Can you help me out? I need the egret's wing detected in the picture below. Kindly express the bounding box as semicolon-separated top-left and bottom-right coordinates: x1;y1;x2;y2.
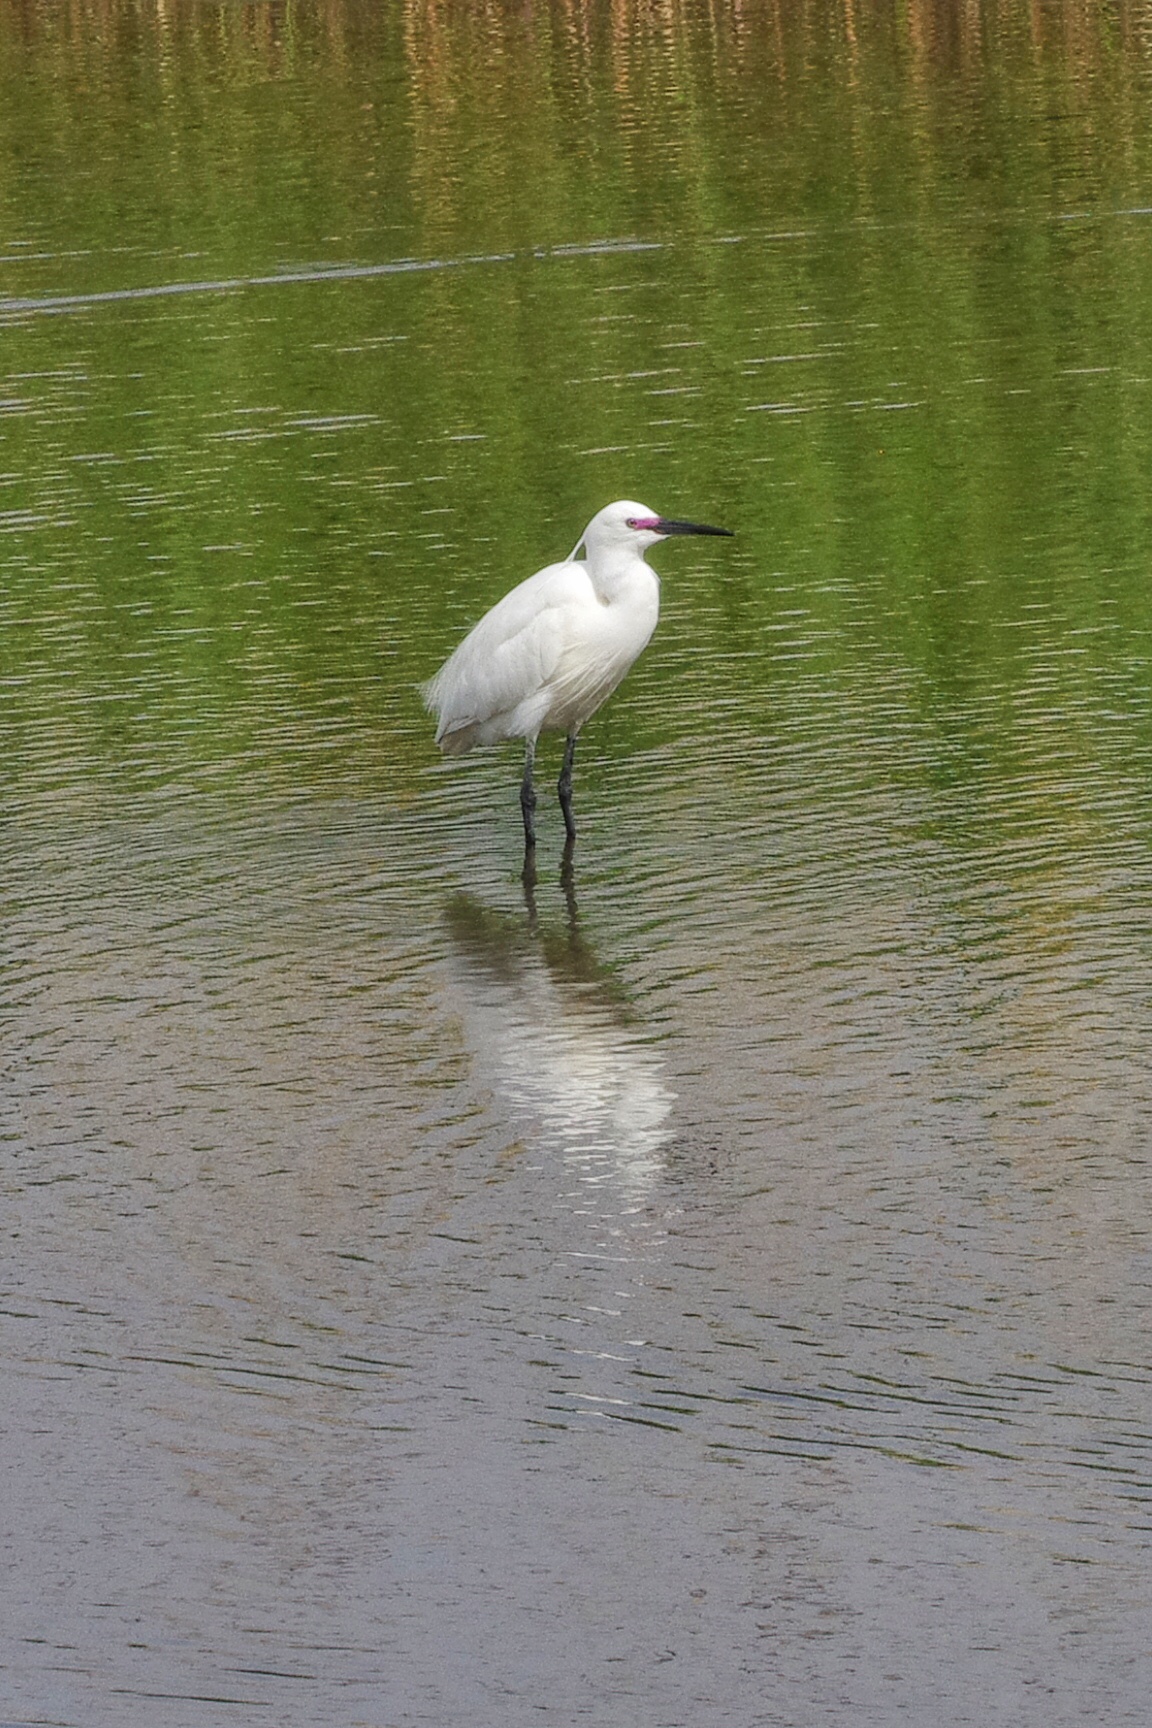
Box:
424;561;591;748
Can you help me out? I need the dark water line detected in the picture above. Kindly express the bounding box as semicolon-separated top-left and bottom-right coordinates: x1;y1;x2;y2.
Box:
10;206;1149;321
0;239;665;318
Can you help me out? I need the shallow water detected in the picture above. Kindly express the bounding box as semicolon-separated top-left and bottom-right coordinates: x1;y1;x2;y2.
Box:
2;3;1152;1724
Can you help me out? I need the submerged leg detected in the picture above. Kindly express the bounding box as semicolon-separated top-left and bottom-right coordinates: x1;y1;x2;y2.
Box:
558;731;578;843
521;847;539;911
520;737;538;850
560;834;577;918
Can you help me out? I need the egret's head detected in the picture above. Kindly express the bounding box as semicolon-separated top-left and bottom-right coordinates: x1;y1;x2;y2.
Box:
581;499;733;556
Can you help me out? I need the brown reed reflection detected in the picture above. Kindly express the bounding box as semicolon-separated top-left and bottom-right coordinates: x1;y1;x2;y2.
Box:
4;2;1152;118
3;0;1152;275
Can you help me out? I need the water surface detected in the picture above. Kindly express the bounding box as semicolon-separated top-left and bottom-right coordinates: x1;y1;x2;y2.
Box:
2;4;1151;1725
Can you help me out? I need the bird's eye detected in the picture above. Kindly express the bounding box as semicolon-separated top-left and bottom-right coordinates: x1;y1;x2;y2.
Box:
625;518;639;529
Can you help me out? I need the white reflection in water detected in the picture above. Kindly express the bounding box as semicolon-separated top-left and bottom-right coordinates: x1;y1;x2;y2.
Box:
439;867;674;1202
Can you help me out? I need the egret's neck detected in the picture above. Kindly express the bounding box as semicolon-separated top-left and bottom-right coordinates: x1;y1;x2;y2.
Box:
584;544;656;605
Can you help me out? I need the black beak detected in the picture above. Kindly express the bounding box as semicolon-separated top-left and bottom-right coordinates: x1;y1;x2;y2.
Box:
654;517;734;538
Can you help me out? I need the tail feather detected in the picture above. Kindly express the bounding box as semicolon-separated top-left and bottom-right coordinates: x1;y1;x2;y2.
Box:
422;671;477;754
435;720;479;755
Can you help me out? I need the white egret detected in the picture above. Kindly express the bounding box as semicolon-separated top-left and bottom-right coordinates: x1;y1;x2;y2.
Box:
423;498;733;848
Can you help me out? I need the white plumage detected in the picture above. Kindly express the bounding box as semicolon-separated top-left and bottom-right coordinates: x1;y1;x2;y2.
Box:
423;498;732;848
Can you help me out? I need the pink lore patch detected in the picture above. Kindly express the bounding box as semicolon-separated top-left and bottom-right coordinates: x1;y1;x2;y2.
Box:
626;516;662;531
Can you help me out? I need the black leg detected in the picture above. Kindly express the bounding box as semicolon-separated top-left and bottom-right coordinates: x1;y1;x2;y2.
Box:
558;731;578;842
520;738;538;850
